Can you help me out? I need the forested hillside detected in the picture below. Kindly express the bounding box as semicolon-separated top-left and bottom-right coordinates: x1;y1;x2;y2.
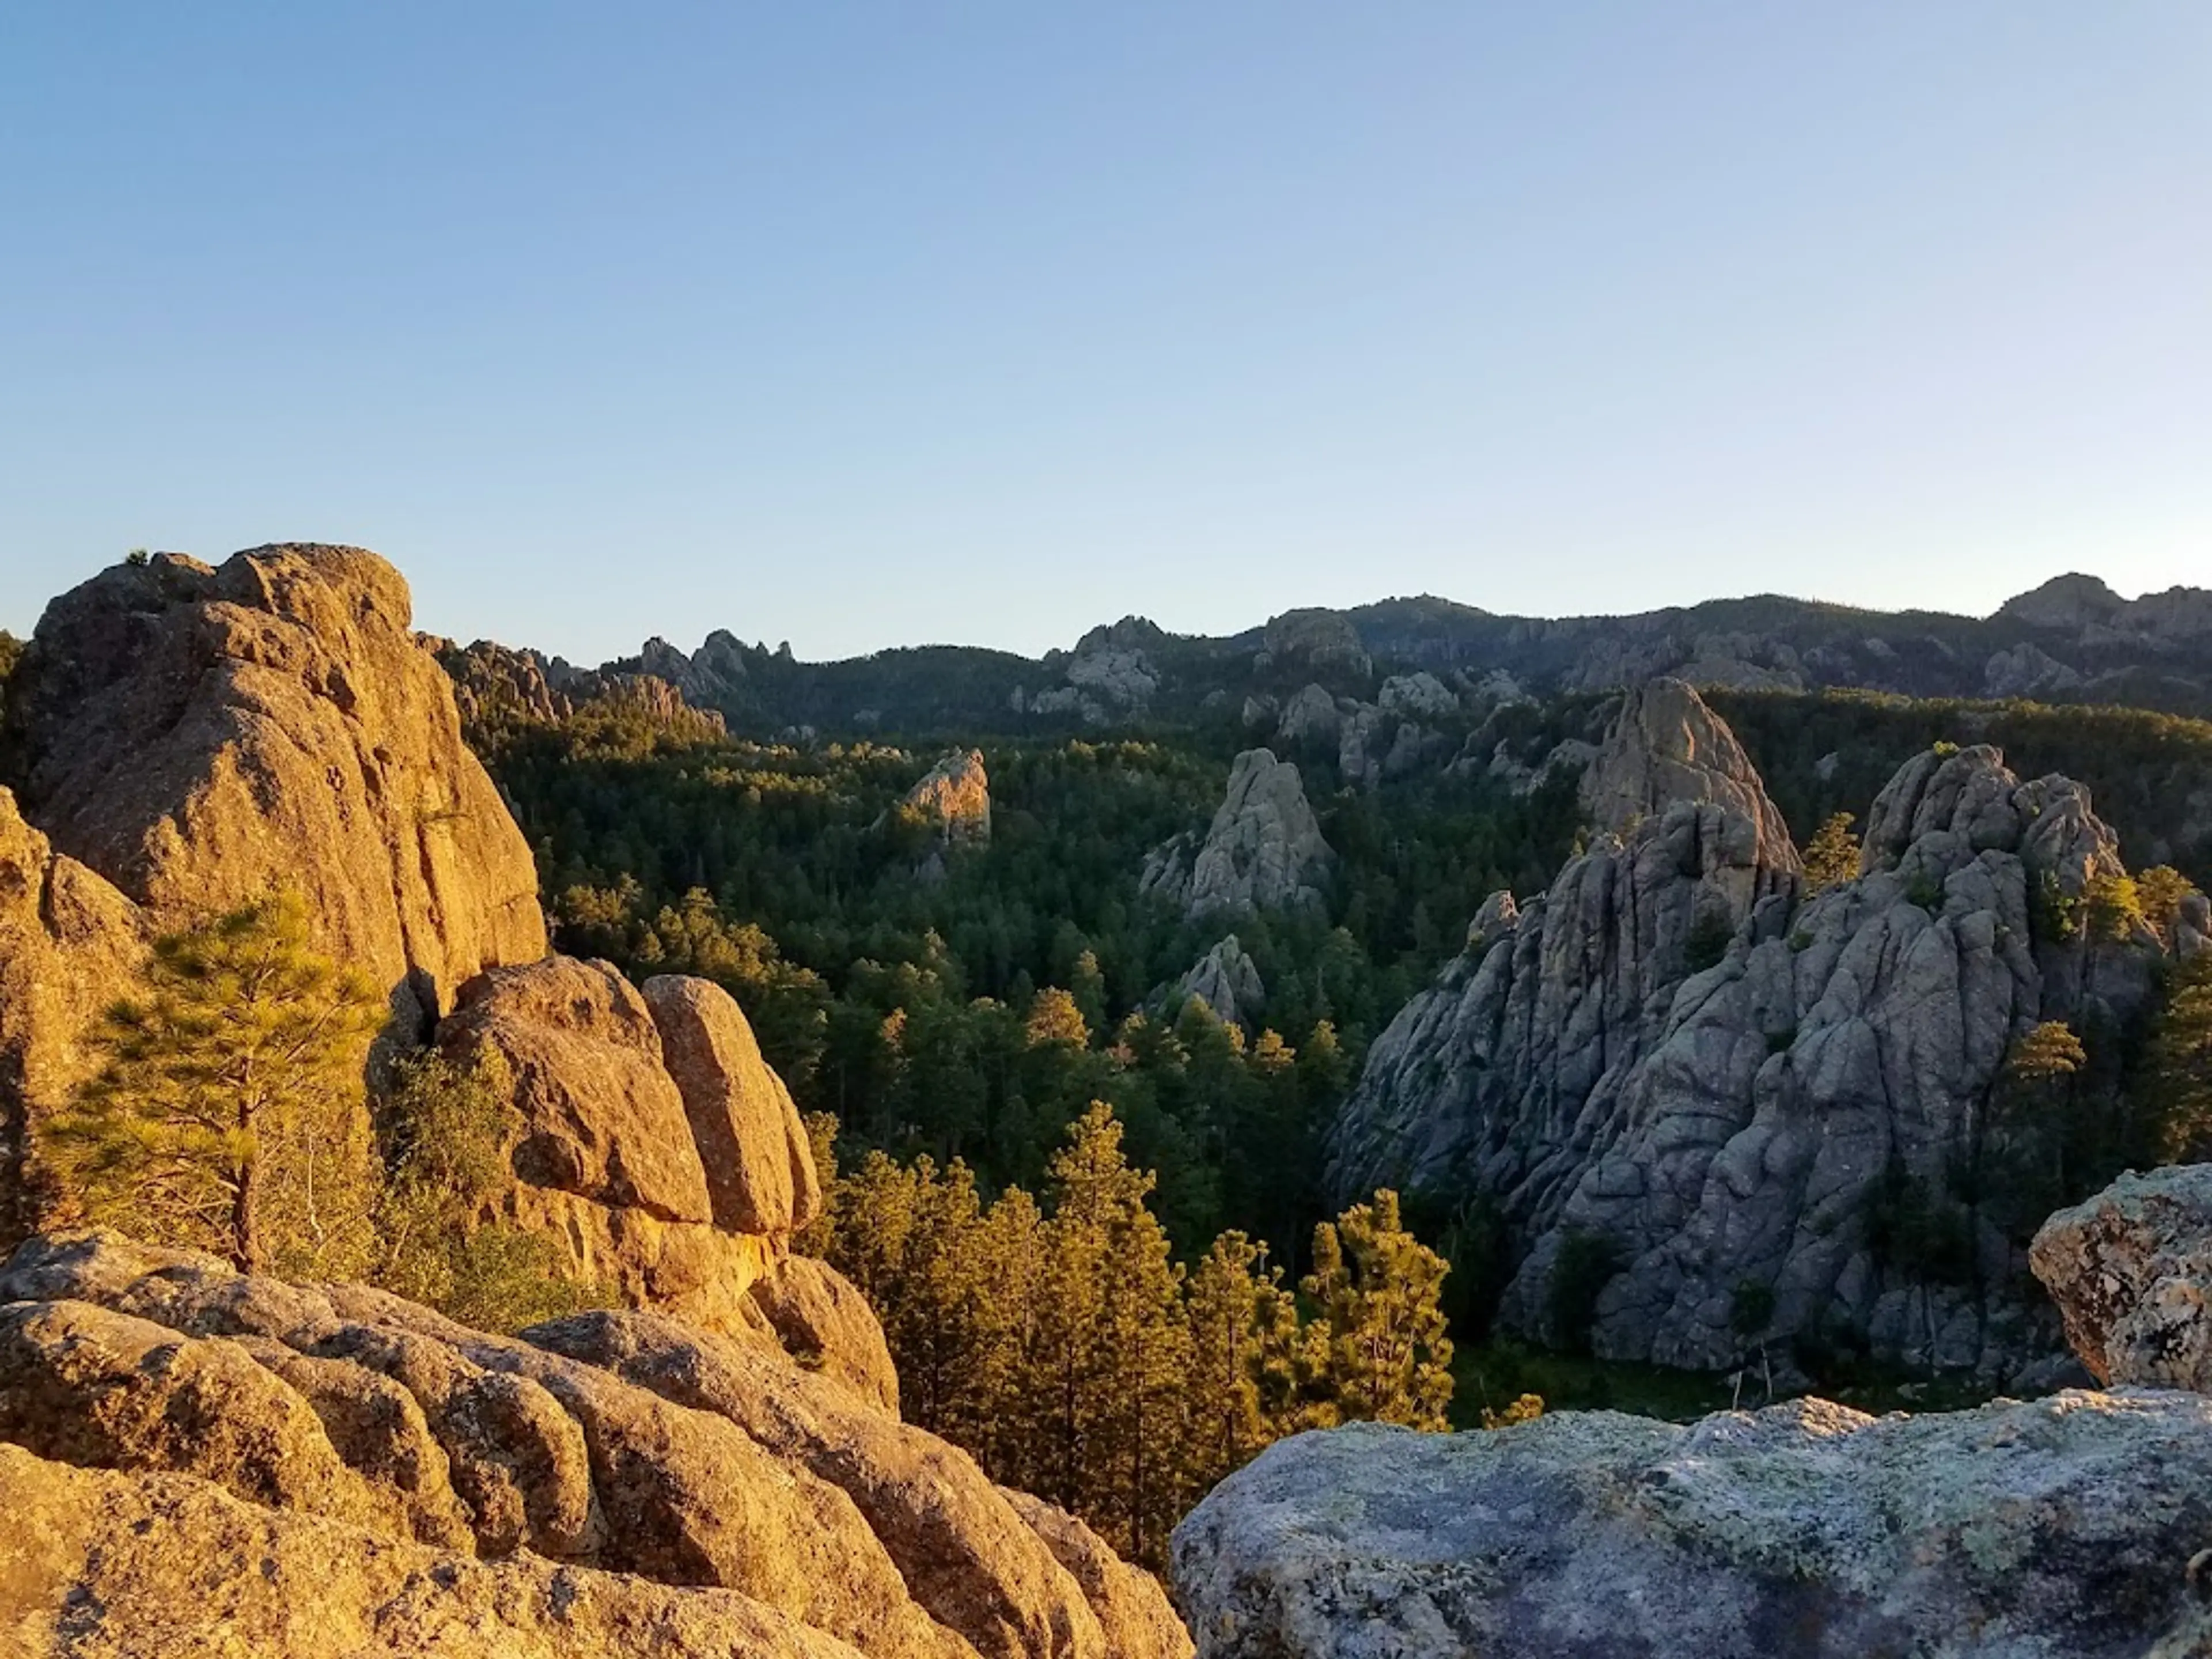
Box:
473;692;1585;1267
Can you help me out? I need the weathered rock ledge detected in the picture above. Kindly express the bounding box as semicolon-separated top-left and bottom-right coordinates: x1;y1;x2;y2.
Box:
0;1229;1190;1659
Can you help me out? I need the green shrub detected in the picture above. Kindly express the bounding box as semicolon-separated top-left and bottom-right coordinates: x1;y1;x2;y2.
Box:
1547;1230;1624;1356
373;1050;606;1331
1684;911;1734;974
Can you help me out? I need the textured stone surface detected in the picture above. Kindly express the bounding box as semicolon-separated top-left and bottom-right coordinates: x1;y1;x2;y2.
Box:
745;1252;903;1414
1377;671;1456;719
1274;683;1342;747
1330;687;2165;1376
902;749;994;844
644;974;822;1236
1141;749;1333;920
2033;1164;2212;1392
1171;1395;2212;1659
0;1229;1189;1658
0;547;545;1037
531;1309;1158;1659
1001;1488;1194;1659
0;1442;873;1659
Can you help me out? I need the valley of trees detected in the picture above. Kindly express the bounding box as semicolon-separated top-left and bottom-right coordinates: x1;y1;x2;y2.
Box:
480;699;1584;1272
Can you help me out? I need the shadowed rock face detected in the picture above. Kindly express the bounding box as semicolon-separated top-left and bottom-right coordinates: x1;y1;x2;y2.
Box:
1169;1395;2212;1659
0;1230;1191;1659
0;546;546;1037
1331;682;2167;1377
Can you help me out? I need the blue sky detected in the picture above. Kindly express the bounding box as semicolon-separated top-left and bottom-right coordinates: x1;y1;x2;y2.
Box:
2;5;2206;662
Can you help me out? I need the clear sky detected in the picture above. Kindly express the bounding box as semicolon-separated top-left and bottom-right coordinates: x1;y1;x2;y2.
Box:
2;5;2206;663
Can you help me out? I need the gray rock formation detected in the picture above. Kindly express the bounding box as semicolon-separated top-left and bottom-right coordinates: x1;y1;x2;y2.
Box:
1336;704;1388;790
2032;1164;2212;1393
1377;671;1456;719
1330;683;2168;1376
1274;683;1341;747
1261;609;1370;679
1169;1393;2212;1659
1172;936;1266;1031
1141;751;1333;921
1983;641;2086;699
0;1229;1190;1659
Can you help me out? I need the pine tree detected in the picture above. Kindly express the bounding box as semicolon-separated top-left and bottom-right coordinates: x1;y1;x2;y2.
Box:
1184;1230;1300;1494
2145;954;2212;1163
41;891;384;1275
1303;1189;1455;1431
1801;812;1860;893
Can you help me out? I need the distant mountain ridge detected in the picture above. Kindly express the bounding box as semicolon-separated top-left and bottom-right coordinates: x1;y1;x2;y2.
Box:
490;572;2212;740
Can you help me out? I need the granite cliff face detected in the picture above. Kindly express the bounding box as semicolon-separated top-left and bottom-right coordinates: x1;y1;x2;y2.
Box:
1141;749;1333;921
1330;680;2169;1377
0;1231;1189;1659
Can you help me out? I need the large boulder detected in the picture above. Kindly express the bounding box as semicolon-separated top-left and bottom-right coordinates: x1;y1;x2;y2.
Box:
0;1229;1191;1659
0;546;546;1036
643;974;823;1237
2032;1164;2212;1392
1171;1396;2212;1659
1330;687;2165;1377
1141;750;1333;921
440;957;713;1225
437;958;817;1338
744;1253;903;1414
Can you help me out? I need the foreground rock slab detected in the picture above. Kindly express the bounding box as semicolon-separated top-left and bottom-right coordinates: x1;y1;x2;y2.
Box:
1171;1396;2212;1659
0;1230;1188;1659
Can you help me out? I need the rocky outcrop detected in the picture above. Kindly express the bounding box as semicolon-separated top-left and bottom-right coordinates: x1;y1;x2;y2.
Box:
1065;620;1160;714
435;958;850;1340
1172;936;1266;1032
613;628;753;715
0;792;145;1241
1170;1393;2212;1659
1984;641;2086;699
0;1229;1189;1659
1274;683;1341;747
0;546;546;1040
1331;684;2166;1376
442;957;714;1225
903;750;993;846
645;974;823;1237
2032;1164;2212;1392
1141;751;1332;921
1260;610;1370;680
1377;671;1456;719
